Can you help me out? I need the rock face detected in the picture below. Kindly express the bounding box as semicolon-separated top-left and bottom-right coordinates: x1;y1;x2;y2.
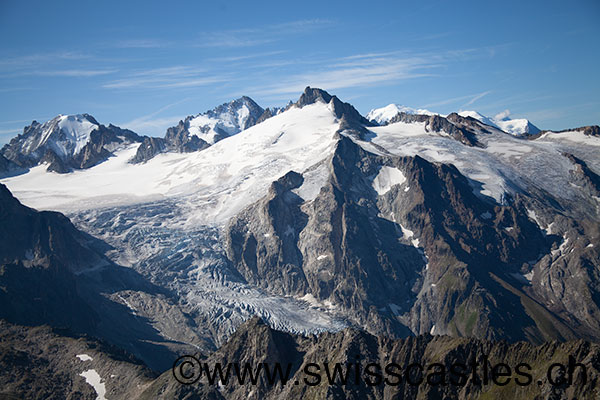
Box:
142;316;600;400
0;322;156;400
0;114;143;174
1;87;600;399
297;86;373;128
0;183;210;371
225;108;600;344
131;96;265;163
387;112;489;147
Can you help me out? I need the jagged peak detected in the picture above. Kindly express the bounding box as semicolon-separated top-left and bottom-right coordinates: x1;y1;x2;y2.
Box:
295;86;334;107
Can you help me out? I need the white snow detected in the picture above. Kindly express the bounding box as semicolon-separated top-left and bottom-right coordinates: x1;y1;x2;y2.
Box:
537;130;600;146
367;104;436;124
371;166;406;195
523;271;534;282
291;159;330;202
187;103;253;144
56;115;98;156
79;369;107;400
458;110;538;136
299;293;336;310
26;114;99;158
430;324;436;335
76;354;93;362
2;103;340;225
316;254;328;260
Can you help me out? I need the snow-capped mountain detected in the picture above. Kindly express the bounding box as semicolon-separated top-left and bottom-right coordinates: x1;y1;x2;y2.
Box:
184;96;265;144
131;96;267;163
1;87;600;399
0;114;142;174
367;103;436;124
367;104;540;137
459;109;541;136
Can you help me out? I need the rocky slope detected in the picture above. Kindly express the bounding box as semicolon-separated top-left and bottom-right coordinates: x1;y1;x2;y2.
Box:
131;96;266;163
142;316;600;400
0;183;210;371
0;114;143;174
1;87;600;399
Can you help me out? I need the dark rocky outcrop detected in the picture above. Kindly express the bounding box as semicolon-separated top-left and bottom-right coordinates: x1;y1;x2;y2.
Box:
388;112;487;147
142;316;600;400
0;183;209;371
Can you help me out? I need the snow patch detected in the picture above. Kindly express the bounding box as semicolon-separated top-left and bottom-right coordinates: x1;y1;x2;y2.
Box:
371;166;407;195
367;104;436;124
79;369;107;400
76;354;93;362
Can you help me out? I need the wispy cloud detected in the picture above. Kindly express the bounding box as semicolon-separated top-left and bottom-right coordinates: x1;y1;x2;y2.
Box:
461;90;491;108
0;50;87;64
103;66;229;89
120;98;194;135
247;53;438;98
0;128;21;135
120;116;181;136
423;91;491;109
114;39;171;49
194;18;333;48
32;69;118;77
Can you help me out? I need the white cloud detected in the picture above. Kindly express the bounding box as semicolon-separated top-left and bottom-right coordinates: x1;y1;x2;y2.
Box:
494;109;511;120
462;90;491;107
103;66;229;89
33;69;117;77
247;54;437;97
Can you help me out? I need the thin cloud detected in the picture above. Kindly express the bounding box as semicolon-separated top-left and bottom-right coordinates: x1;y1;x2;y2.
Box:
249;54;438;97
424;91;490;109
0;51;89;68
114;39;171;49
461;90;492;108
103;66;229;89
33;69;118;77
194;18;333;48
120;116;181;136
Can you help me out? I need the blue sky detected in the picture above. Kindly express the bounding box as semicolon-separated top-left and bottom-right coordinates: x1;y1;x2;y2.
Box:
0;0;598;143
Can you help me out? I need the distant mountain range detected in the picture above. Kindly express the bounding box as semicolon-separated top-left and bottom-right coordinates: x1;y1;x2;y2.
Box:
1;94;557;176
1;87;599;399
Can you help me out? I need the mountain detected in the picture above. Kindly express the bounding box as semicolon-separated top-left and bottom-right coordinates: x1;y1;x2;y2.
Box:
0;182;212;371
367;104;540;137
131;96;266;163
1;87;600;398
458;110;541;136
0;114;143;174
367;104;436;124
141;316;599;400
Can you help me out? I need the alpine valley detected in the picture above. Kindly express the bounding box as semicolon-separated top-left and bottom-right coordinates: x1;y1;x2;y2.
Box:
1;87;600;399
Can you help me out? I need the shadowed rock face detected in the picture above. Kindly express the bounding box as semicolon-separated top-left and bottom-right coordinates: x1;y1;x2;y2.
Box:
225;131;600;344
140;316;600;400
0;183;211;371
